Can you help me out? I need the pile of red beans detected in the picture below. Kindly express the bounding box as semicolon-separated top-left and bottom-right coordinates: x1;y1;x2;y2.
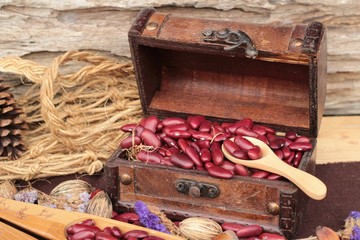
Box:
119;116;312;180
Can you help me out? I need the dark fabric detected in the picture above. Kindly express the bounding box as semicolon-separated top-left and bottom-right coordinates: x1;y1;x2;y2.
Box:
22;162;360;239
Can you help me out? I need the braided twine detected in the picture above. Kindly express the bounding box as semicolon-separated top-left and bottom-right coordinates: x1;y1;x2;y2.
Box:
0;50;142;181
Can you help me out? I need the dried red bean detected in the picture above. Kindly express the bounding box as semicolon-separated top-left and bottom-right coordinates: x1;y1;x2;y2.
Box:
293;151;303;168
170;153;194;169
227;118;253;134
234;164;250;176
223;139;241;154
135;125;144;136
295;136;311;143
70;230;96;240
274;149;284;160
232;150;249;160
285;131;297;140
113;215;128;222
120;136;142;149
163;124;189;132
234;136;254;151
247;146;261;160
221;160;236;172
137;151;163;164
259;233;286;240
204;161;215;170
288;142;312;151
140;129;161;148
210;141;221;150
95;231;117;240
199;148;212;162
235;127;259;138
156;121;164;132
161;157;174;166
166;130;192;139
162;136;179;149
211;147;224;165
251;170;270;179
257;135;269;144
197;140;210;149
143;236;165;240
103;226;112;235
185;146;202;166
221;122;233;128
139;118;147;126
207;166;234;179
221;222;245;232
284;151;295;165
266;133;277;142
213;132;231;142
144;116;159;132
190;141;201;153
283;137;293;147
252;125;267;135
116;212;139;222
126;237;138;240
67;224;101;235
191;131;212;141
166;147;179;156
199;120;212;132
187;115;206;129
236;225;263;238
178;138;190;152
269;138;285;150
110;227;122;238
120;123;137;133
123;230;148;239
281;146;291;159
162;117;186;127
267;173;282;180
79;219;95;226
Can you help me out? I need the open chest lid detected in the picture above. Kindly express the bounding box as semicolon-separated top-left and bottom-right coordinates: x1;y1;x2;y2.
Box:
128;8;327;138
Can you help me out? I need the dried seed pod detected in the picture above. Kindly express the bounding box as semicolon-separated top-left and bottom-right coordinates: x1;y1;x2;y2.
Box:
179;217;223;240
0;180;17;199
50;179;93;198
212;230;238;240
85;190;113;218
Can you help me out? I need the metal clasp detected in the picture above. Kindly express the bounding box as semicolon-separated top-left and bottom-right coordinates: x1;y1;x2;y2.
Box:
203;28;258;58
175;179;220;198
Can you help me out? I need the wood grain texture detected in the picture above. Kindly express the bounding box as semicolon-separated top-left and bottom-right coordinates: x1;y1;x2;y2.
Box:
0;1;359;115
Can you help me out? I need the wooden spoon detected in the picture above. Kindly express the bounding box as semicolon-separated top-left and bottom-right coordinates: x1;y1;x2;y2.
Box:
0;221;38;240
221;137;327;200
0;197;185;240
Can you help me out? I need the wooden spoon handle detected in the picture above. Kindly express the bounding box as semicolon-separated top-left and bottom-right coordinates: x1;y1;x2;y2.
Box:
263;158;327;200
0;221;38;240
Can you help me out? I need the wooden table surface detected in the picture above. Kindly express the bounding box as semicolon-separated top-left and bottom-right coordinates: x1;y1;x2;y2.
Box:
317;116;360;164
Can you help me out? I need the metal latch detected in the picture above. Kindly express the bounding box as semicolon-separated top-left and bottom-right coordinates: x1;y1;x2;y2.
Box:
202;28;258;58
175;179;220;198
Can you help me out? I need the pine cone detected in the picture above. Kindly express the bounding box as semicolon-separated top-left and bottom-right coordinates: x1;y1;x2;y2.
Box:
0;79;27;159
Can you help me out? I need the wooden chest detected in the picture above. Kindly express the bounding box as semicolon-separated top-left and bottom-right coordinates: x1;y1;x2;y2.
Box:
104;8;327;239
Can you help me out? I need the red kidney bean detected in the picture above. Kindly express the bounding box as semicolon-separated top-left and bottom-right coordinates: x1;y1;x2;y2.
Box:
166;130;192;139
204;161;215;170
207;166;234;179
111;211;118;219
159;147;169;157
95;231;117;240
269;138;285;150
177;138;189;152
274;149;284;160
137;151;163;164
135;125;144;136
267;173;282;180
126;237;138;240
221;160;236;172
251;170;270;179
120;136;141;149
266;133;277;142
190;141;201;153
110;227;122;238
223;139;241;154
162;136;179;149
161;157;174;166
103;226;112;235
283;137;293;147
284;151;295;165
70;230;96;240
285;131;297;140
80;219;95;226
227;118;253;134
199;148;212;162
67;224;101;235
170;153;194;169
295;136;311;143
163;124;189;132
236;225;263;238
162;117;186;127
232;150;249;160
120;123;137;133
116;212;139;222
197;140;210;149
247;146;261;160
293;151;303;168
199;120;212;132
139;118;147;126
187;115;206;129
288;142;312;151
123;230;148;239
143;236;165;240
156;121;164;132
191;131;212;141
234;164;250;176
252;125;267;135
221;222;245;232
259;233;286;240
210;141;221;150
235;127;259;138
166;147;179;156
113;215;128;222
221;122;233;128
140;129;161;148
234;136;254;151
144;116;159;132
157;132;166;140
185;146;202;166
132;220;142;226
257;135;269;144
211;147;224;165
281;146;291;159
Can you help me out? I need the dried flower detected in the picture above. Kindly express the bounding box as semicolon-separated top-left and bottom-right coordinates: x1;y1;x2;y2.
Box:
134;201;169;233
351;226;360;240
350;211;360;220
14;189;38;203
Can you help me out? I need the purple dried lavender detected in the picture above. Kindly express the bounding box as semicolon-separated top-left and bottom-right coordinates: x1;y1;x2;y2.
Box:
134;201;169;233
14;190;38;203
351;226;360;240
350;211;360;220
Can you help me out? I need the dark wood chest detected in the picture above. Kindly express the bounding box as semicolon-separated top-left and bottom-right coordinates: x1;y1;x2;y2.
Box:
104;8;327;239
